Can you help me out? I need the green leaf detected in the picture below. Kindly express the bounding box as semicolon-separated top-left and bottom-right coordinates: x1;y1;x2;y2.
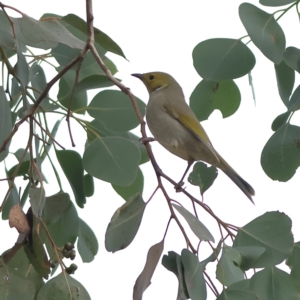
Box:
105;194;146;252
3;247;44;297
261;124;300;181
112;168;144;201
23;216;51;279
56;150;86;208
76;74;114;92
13;148;30;162
2;180;19;220
77;218;98;263
172;204;214;242
83;174;94;197
133;240;164;300
216;246;244;286
0;258;35;300
239;3;285;63
7;159;30;178
188;162;218;195
288;84;300;112
20;182;31;207
14;45;29;88
87;90;145;132
260;0;296;7
29;187;46;217
83;137;140;186
57;71;87;114
46;199;79;247
87;120;149;165
0;86;12;162
233;211;293;267
193;38;255;80
62;14;126;59
200;239;222;267
283;47;300;73
271;111;291;131
162;251;189;300
217;285;257;300
286;242;300;284
250;267;299;300
43;193;71;224
29;62;56;111
37;272;91;300
12;15;85;50
190;80;241;121
274;60;295;107
233;246;265;271
181;249;206;300
0;11;16;50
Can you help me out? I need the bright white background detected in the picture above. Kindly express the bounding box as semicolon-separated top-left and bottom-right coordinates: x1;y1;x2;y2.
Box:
1;0;300;299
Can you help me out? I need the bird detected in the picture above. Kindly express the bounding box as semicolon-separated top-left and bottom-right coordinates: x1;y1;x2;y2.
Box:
131;72;255;203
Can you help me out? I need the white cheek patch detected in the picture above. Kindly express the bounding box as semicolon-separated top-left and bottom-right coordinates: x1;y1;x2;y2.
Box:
153;84;167;92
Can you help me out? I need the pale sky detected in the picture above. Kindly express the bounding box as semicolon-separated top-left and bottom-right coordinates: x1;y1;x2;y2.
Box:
1;1;300;299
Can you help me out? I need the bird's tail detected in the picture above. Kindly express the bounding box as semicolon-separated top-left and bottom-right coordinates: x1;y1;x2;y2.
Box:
218;155;255;204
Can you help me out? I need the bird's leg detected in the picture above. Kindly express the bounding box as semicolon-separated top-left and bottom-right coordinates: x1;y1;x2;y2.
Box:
175;160;193;192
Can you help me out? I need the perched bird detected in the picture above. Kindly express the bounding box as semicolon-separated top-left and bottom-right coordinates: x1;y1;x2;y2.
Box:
132;72;255;203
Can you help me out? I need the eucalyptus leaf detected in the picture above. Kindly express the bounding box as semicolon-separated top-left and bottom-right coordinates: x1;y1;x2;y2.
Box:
193;38;255;80
261;124;300;181
239;3;285;63
112;168;144;201
233;211;293;267
133;240;164;300
105;194;146;252
274;60;295;107
12;14;85;50
78;218;98;263
83;137;140;186
173;204;214;242
62;14;126;58
250;267;299;300
181;249;206;300
56;149;86;208
162;251;189;300
87;90;146;132
0;86;12;162
37;272;91;300
216;246;244;286
188;162;218;195
190;80;241;121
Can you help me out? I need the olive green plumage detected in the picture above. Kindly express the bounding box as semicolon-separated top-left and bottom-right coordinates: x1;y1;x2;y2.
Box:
132;72;255;203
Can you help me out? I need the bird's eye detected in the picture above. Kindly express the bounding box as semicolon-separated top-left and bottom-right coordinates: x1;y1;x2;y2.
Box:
149;75;155;80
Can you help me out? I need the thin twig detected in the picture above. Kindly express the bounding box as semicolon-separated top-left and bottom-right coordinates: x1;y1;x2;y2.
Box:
33;116;65;150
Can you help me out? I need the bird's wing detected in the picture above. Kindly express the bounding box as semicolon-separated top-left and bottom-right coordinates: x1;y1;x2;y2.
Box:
164;105;219;161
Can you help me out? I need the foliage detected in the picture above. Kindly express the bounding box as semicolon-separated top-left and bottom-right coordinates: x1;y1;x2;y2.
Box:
0;0;300;300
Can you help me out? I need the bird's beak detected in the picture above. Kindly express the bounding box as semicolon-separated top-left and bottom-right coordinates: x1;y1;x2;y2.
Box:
131;73;142;80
